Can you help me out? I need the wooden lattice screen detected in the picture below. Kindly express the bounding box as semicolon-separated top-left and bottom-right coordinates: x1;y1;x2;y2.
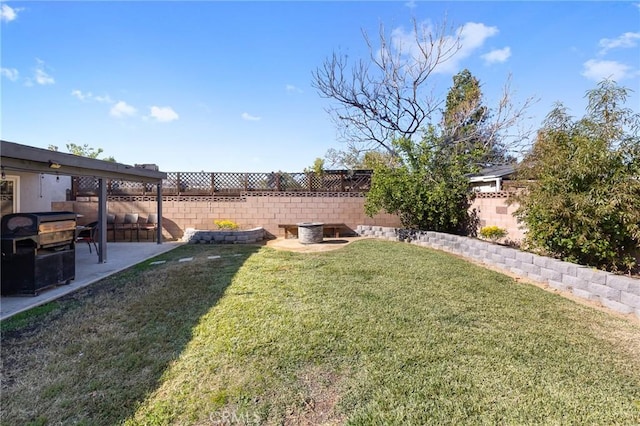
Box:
72;170;372;198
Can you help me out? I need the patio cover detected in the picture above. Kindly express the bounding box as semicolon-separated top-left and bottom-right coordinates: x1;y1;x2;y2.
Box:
0;140;167;263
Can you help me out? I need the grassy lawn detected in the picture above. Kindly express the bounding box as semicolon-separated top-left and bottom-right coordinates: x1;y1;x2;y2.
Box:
1;239;639;425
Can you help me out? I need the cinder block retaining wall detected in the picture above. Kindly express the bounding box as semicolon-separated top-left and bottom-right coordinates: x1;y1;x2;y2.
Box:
356;225;640;320
182;227;266;244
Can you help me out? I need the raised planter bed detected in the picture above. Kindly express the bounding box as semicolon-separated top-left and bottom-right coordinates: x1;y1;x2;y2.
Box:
183;227;266;244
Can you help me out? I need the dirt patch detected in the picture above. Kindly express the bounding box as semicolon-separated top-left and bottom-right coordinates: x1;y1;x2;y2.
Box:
283;367;346;426
266;237;367;253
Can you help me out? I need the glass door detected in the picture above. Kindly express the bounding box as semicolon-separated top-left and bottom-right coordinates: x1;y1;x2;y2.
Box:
1;176;19;216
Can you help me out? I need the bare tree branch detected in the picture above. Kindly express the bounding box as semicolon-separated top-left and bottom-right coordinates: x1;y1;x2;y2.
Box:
312;18;461;156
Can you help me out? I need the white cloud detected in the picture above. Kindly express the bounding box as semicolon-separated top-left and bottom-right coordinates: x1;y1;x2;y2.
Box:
389;21;499;74
71;89;89;101
149;106;179;122
405;0;417;9
241;112;261;121
94;94;113;103
285;84;302;93
1;67;19;81
458;22;499;51
0;4;20;22
33;59;54;85
581;59;633;81
599;32;640;55
71;89;112;103
481;47;511;64
110;101;137;118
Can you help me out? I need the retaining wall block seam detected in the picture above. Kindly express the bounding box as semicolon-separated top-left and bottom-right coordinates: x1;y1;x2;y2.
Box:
505;258;521;269
526;273;545;283
510;267;526;277
484;244;500;254
561;274;589;290
572;288;597;301
577;268;608;285
587;283;621;301
600;298;636;314
540;267;562;282
620;291;640;309
515;252;534;263
606;275;638;293
497;247;518;259
551;260;579;277
532;254;547;268
548;280;571;292
520;263;542;276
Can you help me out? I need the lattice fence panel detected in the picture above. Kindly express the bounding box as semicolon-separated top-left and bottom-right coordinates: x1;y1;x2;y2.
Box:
71;170;373;198
75;176;98;195
322;173;345;192
162;172;181;195
110;180;146;195
177;172;213;195
246;173;271;191
213;173;246;193
280;173;307;191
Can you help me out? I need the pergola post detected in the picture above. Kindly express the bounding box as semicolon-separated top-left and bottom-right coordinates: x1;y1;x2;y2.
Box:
97;178;107;263
156;182;163;244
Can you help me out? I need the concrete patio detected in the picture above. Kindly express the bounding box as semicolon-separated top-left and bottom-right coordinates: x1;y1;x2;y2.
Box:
1;241;182;321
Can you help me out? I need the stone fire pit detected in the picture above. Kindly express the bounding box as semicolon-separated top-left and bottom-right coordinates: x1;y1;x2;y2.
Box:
297;222;324;244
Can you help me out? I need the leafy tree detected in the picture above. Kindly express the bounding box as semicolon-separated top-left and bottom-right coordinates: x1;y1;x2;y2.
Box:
514;80;640;272
442;69;515;166
365;132;475;234
48;143;116;162
364;69;525;234
305;157;325;176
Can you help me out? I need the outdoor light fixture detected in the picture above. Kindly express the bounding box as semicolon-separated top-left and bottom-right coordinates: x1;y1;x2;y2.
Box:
1;166;5;179
48;160;62;169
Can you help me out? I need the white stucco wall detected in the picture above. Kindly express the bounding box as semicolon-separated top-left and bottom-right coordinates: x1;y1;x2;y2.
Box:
11;172;70;213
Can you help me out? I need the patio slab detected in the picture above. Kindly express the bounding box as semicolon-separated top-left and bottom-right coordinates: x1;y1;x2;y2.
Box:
1;241;183;321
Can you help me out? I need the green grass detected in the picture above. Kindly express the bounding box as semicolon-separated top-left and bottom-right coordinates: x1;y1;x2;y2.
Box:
2;240;639;425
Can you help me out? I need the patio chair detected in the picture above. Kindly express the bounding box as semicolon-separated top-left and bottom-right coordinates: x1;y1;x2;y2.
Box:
123;213;140;242
106;213;118;242
139;213;158;241
76;221;99;254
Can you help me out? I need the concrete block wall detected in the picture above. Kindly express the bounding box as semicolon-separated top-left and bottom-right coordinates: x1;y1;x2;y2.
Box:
470;192;524;242
357;225;640;320
55;193;402;241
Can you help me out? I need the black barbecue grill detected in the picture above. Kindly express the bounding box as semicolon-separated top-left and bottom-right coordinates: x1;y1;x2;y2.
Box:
1;211;76;295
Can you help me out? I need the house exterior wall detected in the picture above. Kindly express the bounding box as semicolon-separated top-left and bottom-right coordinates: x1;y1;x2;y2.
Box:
7;172;69;213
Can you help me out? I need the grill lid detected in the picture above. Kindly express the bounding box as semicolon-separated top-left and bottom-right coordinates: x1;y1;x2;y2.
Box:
1;212;77;237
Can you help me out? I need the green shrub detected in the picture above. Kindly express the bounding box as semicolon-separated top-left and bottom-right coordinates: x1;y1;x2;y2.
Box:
513;80;640;272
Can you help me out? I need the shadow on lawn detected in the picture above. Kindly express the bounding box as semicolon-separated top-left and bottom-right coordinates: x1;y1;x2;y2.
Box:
0;244;262;425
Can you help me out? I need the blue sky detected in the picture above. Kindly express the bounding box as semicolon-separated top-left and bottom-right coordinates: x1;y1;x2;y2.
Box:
1;1;639;172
